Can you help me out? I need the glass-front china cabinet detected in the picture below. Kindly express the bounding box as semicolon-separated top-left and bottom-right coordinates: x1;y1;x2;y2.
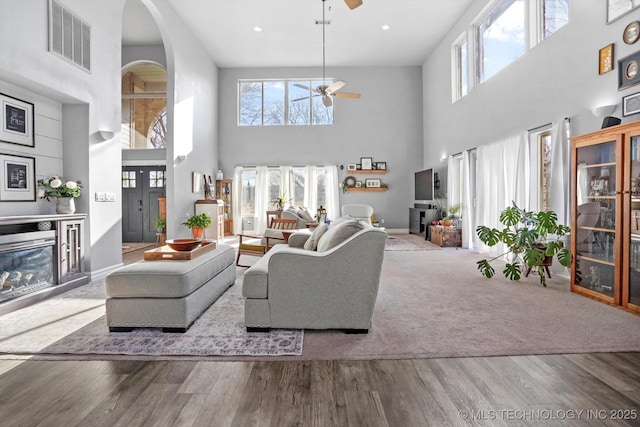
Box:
571;120;640;314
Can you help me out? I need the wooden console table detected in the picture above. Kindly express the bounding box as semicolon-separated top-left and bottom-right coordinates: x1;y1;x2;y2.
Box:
430;225;462;247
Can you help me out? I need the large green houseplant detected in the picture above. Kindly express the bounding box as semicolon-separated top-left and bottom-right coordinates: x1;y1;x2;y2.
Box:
475;202;571;287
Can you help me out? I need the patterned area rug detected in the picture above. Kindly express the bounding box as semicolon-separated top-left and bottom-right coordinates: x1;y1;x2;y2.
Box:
385;233;442;251
0;278;303;357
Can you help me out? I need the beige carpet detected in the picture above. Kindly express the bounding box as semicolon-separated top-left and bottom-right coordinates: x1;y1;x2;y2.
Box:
2;246;640;361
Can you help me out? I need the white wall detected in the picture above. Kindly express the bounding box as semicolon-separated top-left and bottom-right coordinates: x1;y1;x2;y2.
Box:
422;0;640;184
219;66;424;228
143;0;219;237
0;0;126;278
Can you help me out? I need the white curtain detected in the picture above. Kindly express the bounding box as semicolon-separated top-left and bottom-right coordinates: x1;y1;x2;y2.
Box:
232;166;243;235
548;118;571;224
446;156;458;213
254;166;269;233
475;132;530;255
325;166;340;221
461;150;476;249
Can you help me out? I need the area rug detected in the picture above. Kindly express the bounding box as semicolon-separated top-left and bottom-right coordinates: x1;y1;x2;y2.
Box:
385;233;441;251
0;278;303;357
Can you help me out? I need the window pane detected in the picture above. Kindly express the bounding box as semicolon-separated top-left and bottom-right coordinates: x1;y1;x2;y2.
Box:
292;168;306;207
316;168;327;208
460;40;468;97
263;81;285;125
267;169;282;206
478;0;525;83
239;82;263;126
241;170;257;216
543;0;569;38
312;82;333;125
288;81;311;125
540;132;552;211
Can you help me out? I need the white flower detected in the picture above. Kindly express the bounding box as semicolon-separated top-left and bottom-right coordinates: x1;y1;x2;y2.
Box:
37;189;45;198
65;181;78;190
49;178;62;189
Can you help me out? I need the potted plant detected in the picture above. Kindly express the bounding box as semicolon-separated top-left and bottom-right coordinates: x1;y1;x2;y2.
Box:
475;202;571;287
270;193;290;210
182;213;212;239
37;176;82;214
154;217;166;233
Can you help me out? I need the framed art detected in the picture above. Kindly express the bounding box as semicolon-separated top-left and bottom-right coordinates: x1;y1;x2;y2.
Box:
608;0;640;24
0;93;35;147
360;157;373;170
623;91;640;115
347;163;357;171
365;178;381;188
355;181;362;188
618;51;640;89
356;164;361;170
599;44;615;74
624;21;640;44
0;153;35;201
376;161;387;170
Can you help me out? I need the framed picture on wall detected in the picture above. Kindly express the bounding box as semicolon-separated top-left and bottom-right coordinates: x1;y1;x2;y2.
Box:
623;91;640;115
607;0;640;24
365;178;381;188
0;93;35;147
347;163;357;171
360;157;373;170
618;51;640;89
0;153;36;201
599;44;614;74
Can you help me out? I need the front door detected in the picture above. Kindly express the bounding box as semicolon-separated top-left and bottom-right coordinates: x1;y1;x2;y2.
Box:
122;166;166;242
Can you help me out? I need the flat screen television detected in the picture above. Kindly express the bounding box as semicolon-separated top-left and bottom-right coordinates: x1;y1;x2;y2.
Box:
414;168;434;201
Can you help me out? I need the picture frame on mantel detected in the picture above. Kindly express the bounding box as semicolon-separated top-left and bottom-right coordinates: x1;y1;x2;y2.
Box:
607;0;640;24
0;93;35;148
0;153;36;201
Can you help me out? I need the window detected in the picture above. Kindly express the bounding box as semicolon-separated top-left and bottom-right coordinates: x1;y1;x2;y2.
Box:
542;0;569;38
453;34;468;101
477;0;526;84
453;0;569;99
239;79;334;126
122;170;136;188
149;170;165;188
121;63;167;149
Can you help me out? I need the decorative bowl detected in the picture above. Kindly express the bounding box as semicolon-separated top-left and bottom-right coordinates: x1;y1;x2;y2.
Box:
165;238;201;251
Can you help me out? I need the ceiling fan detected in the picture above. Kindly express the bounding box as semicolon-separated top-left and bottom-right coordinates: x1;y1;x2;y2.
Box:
293;0;361;107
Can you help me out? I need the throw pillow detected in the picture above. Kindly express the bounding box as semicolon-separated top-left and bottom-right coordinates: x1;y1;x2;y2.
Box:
298;207;313;220
303;222;329;251
316;220;366;252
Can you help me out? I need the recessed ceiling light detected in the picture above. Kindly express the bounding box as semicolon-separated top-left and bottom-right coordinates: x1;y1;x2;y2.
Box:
382;24;391;31
253;26;263;32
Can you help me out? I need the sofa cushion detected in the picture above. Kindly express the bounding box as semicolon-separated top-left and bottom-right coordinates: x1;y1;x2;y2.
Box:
303;222;329;251
298;206;313;220
316;219;367;252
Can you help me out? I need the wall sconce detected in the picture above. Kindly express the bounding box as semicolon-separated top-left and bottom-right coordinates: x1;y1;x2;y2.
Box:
592;104;617;118
434;172;440;190
439;154;447;162
97;129;114;141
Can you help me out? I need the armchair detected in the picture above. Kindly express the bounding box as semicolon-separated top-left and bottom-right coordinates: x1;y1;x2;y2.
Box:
341;204;374;225
236;218;298;267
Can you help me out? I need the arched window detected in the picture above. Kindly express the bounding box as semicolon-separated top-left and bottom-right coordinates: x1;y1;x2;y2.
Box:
121;62;167;149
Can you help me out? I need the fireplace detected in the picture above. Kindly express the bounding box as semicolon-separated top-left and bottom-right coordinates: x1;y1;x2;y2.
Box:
0;214;88;315
0;230;56;303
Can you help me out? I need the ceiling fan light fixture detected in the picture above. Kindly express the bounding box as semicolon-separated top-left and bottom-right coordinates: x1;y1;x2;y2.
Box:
382;24;391;31
344;0;363;10
253;26;263;32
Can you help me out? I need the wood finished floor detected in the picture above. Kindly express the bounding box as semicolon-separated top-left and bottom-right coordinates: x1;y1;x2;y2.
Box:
0;246;639;426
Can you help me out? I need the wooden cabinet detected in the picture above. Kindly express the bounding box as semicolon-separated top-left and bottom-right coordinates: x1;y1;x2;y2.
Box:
409;208;440;239
216;179;233;236
571;120;640;313
430;225;461;247
58;218;85;284
195;199;224;241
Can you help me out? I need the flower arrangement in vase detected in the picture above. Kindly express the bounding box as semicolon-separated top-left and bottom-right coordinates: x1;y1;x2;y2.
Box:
37;176;82;214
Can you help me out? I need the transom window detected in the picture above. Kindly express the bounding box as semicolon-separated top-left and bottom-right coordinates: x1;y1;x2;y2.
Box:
452;0;569;101
238;80;334;126
121;62;167;149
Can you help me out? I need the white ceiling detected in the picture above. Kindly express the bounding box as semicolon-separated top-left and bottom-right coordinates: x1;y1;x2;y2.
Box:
122;0;472;68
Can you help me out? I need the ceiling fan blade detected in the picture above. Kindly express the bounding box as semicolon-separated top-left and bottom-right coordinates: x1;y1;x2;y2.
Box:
325;80;346;94
322;95;333;107
292;94;322;102
333;92;361;99
294;83;313;91
344;0;363;10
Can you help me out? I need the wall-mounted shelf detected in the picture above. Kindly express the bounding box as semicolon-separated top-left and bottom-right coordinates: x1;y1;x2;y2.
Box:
349;170;387;174
345;187;387;192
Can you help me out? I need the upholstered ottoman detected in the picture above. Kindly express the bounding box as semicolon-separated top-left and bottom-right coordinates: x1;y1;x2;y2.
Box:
105;244;236;332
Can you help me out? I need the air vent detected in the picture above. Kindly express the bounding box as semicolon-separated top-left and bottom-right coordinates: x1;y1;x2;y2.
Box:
48;0;91;72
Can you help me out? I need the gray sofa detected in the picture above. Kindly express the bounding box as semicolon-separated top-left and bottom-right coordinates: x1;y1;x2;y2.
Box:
242;222;387;333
